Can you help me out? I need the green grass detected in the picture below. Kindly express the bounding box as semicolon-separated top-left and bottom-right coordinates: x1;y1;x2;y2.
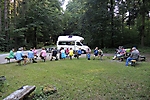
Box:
0;56;150;100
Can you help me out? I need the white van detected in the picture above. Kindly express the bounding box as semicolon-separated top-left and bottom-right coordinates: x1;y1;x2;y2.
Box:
56;35;90;54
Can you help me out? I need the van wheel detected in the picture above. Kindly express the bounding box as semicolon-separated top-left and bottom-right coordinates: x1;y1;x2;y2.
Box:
81;50;86;54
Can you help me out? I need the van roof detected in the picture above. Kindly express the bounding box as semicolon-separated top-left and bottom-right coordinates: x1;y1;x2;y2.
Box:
58;36;84;41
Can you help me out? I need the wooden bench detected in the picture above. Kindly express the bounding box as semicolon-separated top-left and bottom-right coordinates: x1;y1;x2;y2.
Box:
131;60;137;66
3;85;36;100
5;57;15;63
139;55;146;61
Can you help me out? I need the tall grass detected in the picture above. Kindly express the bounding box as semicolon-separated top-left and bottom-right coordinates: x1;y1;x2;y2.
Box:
0;56;150;100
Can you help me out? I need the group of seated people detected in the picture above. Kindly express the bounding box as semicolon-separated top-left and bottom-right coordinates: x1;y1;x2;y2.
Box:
5;46;142;66
112;46;140;66
6;47;38;65
112;46;127;61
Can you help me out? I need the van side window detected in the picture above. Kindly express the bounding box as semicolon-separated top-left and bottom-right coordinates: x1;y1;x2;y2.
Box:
58;41;75;45
70;41;75;45
76;42;82;46
58;41;66;45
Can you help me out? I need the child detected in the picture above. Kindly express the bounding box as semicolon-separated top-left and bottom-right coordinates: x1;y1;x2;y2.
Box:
93;47;99;60
74;50;78;59
69;48;73;60
77;48;82;59
50;48;58;61
86;48;91;60
98;49;103;60
60;48;66;59
65;48;69;58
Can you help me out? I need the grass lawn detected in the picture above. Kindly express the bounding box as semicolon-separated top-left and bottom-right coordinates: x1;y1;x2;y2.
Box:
0;56;150;100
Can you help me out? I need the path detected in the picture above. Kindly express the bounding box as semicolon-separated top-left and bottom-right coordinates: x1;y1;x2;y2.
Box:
0;51;114;64
0;49;41;64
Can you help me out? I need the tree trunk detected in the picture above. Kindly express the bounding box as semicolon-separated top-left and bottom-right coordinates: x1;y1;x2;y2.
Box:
13;0;16;27
0;2;1;33
4;0;9;51
110;0;114;47
140;0;145;47
33;27;37;48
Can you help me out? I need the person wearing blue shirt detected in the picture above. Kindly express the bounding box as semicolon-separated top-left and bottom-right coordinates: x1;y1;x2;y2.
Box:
77;48;82;59
86;48;91;60
28;49;35;63
93;47;99;60
15;48;24;65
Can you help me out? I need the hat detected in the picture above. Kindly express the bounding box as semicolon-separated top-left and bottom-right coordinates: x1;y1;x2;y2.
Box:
132;47;136;50
18;47;23;51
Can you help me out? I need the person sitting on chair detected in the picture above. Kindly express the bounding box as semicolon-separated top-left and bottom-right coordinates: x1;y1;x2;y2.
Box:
113;46;126;60
5;48;15;62
32;47;38;59
28;48;37;63
125;47;139;66
15;48;24;65
40;47;47;62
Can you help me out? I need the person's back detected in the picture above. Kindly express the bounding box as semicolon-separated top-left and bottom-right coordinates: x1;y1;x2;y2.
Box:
78;49;82;55
32;48;37;56
52;49;57;57
16;51;23;60
41;49;46;57
28;50;34;59
131;50;139;60
65;48;69;55
69;49;73;56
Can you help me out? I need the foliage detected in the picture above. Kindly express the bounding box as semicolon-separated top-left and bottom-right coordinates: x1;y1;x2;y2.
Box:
0;0;64;50
64;0;150;49
0;0;150;51
0;57;150;99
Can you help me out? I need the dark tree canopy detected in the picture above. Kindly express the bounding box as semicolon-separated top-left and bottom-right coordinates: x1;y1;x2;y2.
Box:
0;0;150;51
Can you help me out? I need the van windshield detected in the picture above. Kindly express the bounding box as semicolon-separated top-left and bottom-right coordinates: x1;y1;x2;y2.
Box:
58;41;75;45
76;42;83;46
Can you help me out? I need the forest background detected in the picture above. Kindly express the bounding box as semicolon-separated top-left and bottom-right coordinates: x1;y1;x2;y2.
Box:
0;0;150;51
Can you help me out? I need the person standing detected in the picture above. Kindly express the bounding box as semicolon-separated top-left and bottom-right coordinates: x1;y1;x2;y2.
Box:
60;48;66;59
86;48;91;60
69;48;73;60
65;48;69;58
77;48;82;59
